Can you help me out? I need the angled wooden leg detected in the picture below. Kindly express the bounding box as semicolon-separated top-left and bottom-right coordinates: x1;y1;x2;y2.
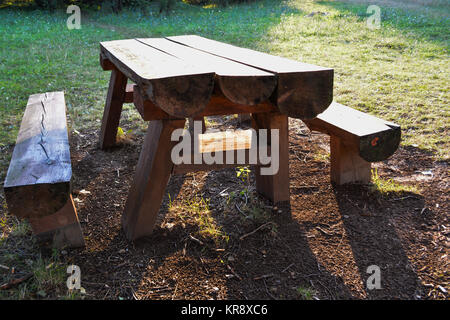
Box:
330;135;371;185
28;195;85;249
99;68;128;149
251;112;290;204
122;119;186;240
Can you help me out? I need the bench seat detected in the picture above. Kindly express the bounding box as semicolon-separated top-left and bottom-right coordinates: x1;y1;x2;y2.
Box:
3;92;84;248
303;102;401;184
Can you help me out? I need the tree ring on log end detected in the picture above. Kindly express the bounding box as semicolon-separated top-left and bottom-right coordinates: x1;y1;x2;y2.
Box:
359;127;401;162
148;73;215;118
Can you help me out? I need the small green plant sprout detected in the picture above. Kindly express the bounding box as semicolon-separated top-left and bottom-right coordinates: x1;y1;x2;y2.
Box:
236;166;251;184
116;127;134;144
370;168;419;196
297;286;317;300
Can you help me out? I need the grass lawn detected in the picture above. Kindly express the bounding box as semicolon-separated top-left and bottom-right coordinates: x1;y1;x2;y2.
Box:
0;0;448;299
0;0;449;173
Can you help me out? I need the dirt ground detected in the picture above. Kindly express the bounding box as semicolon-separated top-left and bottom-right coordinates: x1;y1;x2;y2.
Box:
4;116;449;300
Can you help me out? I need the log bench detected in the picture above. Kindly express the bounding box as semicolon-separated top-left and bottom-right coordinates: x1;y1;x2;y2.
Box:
3;92;85;248
303;102;401;185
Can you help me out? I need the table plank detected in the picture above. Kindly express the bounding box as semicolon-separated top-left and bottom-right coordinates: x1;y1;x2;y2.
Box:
137;38;276;106
100;39;215;118
167;35;334;119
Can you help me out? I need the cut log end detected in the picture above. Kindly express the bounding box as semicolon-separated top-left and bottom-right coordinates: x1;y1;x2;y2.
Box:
4;182;71;219
99;53;115;71
277;70;334;119
148;73;215;118
218;75;277;106
359;126;401;162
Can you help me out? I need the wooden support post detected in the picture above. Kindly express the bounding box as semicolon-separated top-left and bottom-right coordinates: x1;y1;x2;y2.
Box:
251;112;290;204
122;119;186;240
330;135;371;185
99;68;128;149
188;117;206;134
28;195;85;248
238;114;251;126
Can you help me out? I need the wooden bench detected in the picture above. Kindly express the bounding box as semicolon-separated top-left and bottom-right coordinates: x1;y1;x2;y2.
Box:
3;92;85;248
303;102;401;185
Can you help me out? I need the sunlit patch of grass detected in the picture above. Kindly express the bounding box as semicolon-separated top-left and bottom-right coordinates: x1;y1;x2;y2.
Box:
180;195;229;244
312;148;330;162
370;168;420;195
264;0;449;159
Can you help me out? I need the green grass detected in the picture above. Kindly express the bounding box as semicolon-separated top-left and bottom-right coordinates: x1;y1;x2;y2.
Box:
370;168;420;195
171;195;230;244
296;286;317;300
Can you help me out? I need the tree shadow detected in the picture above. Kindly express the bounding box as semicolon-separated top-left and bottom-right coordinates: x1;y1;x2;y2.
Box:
332;183;426;299
196;167;355;299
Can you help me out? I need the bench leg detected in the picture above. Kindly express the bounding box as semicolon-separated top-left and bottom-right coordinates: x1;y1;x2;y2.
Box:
330;135;371;185
251;112;290;203
28;195;85;249
99;68;128;149
122;119;186;240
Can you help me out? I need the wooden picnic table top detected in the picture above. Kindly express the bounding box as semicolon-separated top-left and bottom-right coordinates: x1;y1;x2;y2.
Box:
100;35;334;119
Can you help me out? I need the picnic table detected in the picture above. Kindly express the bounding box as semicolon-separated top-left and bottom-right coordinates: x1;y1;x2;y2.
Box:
98;35;334;241
1;36;400;249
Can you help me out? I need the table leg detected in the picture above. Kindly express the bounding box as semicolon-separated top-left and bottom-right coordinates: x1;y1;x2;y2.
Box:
99;68;128;149
252;112;290;204
122;119;186;240
188;116;206;134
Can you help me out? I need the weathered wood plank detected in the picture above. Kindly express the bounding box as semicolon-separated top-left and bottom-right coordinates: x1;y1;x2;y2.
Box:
172;129;263;174
303;102;401;162
124;83;135;103
137;38;276;106
167;35;333;119
4;92;72;219
100;39;215;118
